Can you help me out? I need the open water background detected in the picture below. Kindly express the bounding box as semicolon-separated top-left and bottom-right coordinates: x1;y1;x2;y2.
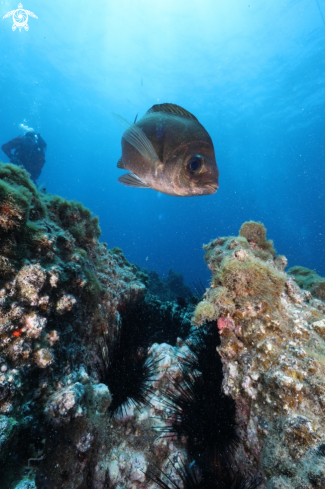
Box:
0;0;324;286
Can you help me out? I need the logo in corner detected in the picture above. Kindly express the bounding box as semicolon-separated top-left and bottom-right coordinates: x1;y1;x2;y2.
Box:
3;3;38;31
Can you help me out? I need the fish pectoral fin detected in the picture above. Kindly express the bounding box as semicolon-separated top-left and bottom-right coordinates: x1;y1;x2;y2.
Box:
123;124;159;168
117;157;125;169
118;172;150;188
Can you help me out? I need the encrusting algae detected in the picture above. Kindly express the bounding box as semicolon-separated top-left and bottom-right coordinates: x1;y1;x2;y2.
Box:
193;222;286;325
1;165;325;489
239;221;276;257
288;265;325;301
192;221;325;489
0;162;147;488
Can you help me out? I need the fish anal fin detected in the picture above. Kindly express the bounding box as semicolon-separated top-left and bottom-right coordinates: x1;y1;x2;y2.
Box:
117;157;125;169
146;103;198;121
118;173;150;188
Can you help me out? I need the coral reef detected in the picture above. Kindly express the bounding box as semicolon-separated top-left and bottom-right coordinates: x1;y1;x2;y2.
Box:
193;221;325;488
1;167;325;489
0;163;147;488
0;163;197;489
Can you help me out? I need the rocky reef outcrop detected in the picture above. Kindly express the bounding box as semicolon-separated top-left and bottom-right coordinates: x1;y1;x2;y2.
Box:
0;163;147;488
145;269;193;303
288;265;325;302
193;221;325;489
1;165;325;489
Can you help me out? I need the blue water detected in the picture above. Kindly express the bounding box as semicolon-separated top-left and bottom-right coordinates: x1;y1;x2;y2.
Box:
1;0;324;287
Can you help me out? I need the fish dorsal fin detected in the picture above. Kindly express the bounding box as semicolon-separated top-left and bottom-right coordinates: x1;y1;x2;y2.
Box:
146;103;198;121
118;172;150;188
117;157;125;169
112;112;133;129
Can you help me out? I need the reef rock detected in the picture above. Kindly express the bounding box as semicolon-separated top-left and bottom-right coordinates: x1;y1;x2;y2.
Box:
288;265;325;301
2;166;325;489
193;221;325;489
0;163;147;488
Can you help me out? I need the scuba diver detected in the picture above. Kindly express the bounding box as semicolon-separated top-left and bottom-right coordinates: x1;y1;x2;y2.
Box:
1;132;47;182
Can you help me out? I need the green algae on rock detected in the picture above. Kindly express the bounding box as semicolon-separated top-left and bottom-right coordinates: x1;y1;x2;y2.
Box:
0;163;147;487
193;223;325;489
2;166;325;489
192;230;286;326
0;163;46;259
288;265;325;301
239;221;276;257
43;193;101;247
0;165;194;489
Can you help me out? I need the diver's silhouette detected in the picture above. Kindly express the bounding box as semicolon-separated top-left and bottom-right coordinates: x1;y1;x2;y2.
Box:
1;132;47;182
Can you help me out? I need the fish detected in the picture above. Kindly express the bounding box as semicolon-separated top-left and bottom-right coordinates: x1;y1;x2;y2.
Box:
117;103;219;197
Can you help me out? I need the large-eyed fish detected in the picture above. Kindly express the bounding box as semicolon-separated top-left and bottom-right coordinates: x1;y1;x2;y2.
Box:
117;103;219;197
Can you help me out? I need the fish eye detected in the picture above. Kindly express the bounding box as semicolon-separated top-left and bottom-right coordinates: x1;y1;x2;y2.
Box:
186;155;203;174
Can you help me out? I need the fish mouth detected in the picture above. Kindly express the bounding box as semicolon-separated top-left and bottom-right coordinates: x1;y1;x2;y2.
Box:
205;183;219;194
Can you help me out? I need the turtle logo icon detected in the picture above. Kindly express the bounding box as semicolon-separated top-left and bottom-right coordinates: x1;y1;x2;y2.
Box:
3;3;38;31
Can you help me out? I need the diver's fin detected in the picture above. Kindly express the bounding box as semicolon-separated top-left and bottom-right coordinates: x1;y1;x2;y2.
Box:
122;125;159;166
146;103;198;121
117;157;125;169
118;173;150;188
